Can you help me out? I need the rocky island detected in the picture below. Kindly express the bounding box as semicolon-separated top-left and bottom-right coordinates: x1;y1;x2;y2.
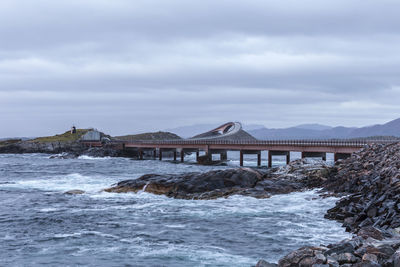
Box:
0;129;181;158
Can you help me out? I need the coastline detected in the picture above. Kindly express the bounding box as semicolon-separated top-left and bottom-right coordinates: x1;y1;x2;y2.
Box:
2;138;400;266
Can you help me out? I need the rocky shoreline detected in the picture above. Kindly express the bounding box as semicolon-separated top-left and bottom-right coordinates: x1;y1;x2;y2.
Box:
3;135;400;266
105;143;400;266
259;143;400;267
0;139;133;158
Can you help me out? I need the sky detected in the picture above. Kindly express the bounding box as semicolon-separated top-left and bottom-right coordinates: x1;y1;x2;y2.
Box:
1;0;400;137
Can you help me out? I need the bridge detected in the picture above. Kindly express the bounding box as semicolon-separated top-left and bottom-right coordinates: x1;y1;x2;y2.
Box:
81;122;399;167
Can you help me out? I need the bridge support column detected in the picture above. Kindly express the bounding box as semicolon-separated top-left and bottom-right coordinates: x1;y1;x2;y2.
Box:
159;149;162;161
139;149;143;160
220;151;228;161
268;151;290;168
153;149;157;159
302;152;326;161
196;151;199;161
334;153;351;162
181;151;184;162
240;150;262;167
173;150;177;161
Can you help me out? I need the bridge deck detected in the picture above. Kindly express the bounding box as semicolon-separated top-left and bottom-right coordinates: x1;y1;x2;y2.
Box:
122;139;397;154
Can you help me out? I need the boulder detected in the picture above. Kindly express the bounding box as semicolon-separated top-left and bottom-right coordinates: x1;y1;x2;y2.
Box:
64;190;85;195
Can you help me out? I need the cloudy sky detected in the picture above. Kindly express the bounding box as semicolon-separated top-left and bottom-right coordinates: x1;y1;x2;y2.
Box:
1;0;400;137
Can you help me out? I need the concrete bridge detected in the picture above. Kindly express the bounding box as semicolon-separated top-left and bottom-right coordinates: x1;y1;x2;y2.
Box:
122;139;382;167
81;122;398;167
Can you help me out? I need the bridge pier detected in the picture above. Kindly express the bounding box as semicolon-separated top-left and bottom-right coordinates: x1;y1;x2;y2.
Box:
158;148;178;161
334;152;351;162
240;150;261;167
301;152;326;161
268;151;290;168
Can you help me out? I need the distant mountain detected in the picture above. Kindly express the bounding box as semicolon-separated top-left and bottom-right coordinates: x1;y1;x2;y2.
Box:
294;124;333;131
248;118;400;140
243;124;266;131
164;118;400;140
348;118;400;138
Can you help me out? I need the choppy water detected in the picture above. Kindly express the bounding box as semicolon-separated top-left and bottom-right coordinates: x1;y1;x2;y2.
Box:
0;153;349;266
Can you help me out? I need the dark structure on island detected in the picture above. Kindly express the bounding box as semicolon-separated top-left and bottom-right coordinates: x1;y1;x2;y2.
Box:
80;122;391;167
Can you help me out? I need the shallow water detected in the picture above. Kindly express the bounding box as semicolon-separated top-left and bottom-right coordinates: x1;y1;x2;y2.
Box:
0;153;349;266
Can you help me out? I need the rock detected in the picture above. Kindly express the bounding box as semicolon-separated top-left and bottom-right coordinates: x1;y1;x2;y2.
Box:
362;253;378;263
392;250;400;267
64;190;85;195
357;227;384;241
105;169;265;199
278;247;326;267
326;256;339;267
324;241;357;256
105;161;332;199
255;259;277;267
335;252;358;264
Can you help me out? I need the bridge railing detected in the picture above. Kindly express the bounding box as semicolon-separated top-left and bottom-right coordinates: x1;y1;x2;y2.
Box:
120;138;399;147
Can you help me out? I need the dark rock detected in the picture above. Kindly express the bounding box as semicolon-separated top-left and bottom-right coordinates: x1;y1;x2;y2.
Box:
105;168;265;199
335;252;358;264
64;190;85;195
357;227;384;241
105;161;332;199
255;259;277;267
362;253;378;263
391;250;400;267
324;242;357;256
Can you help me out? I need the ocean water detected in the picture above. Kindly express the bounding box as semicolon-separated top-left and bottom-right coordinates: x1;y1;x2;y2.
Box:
0;153;349;267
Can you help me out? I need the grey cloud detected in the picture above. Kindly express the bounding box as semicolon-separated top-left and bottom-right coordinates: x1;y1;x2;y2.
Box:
1;0;400;137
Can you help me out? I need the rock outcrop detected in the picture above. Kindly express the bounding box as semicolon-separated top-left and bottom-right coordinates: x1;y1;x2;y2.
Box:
276;233;400;267
105;159;331;199
324;143;400;233
269;142;400;267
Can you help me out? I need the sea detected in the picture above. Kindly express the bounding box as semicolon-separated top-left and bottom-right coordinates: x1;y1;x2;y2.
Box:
0;152;350;267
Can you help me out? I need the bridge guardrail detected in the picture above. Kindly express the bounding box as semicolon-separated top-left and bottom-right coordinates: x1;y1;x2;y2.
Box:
118;139;399;147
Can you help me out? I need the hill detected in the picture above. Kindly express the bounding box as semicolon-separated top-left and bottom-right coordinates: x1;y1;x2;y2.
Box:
248;118;400;140
115;131;181;141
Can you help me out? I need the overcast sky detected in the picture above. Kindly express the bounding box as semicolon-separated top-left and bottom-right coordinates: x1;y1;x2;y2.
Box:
1;0;400;137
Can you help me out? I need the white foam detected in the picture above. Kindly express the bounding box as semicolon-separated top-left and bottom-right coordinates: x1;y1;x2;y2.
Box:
7;173;117;193
78;155;111;160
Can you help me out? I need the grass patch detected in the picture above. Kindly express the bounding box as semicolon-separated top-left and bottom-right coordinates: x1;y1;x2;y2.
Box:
30;129;90;143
